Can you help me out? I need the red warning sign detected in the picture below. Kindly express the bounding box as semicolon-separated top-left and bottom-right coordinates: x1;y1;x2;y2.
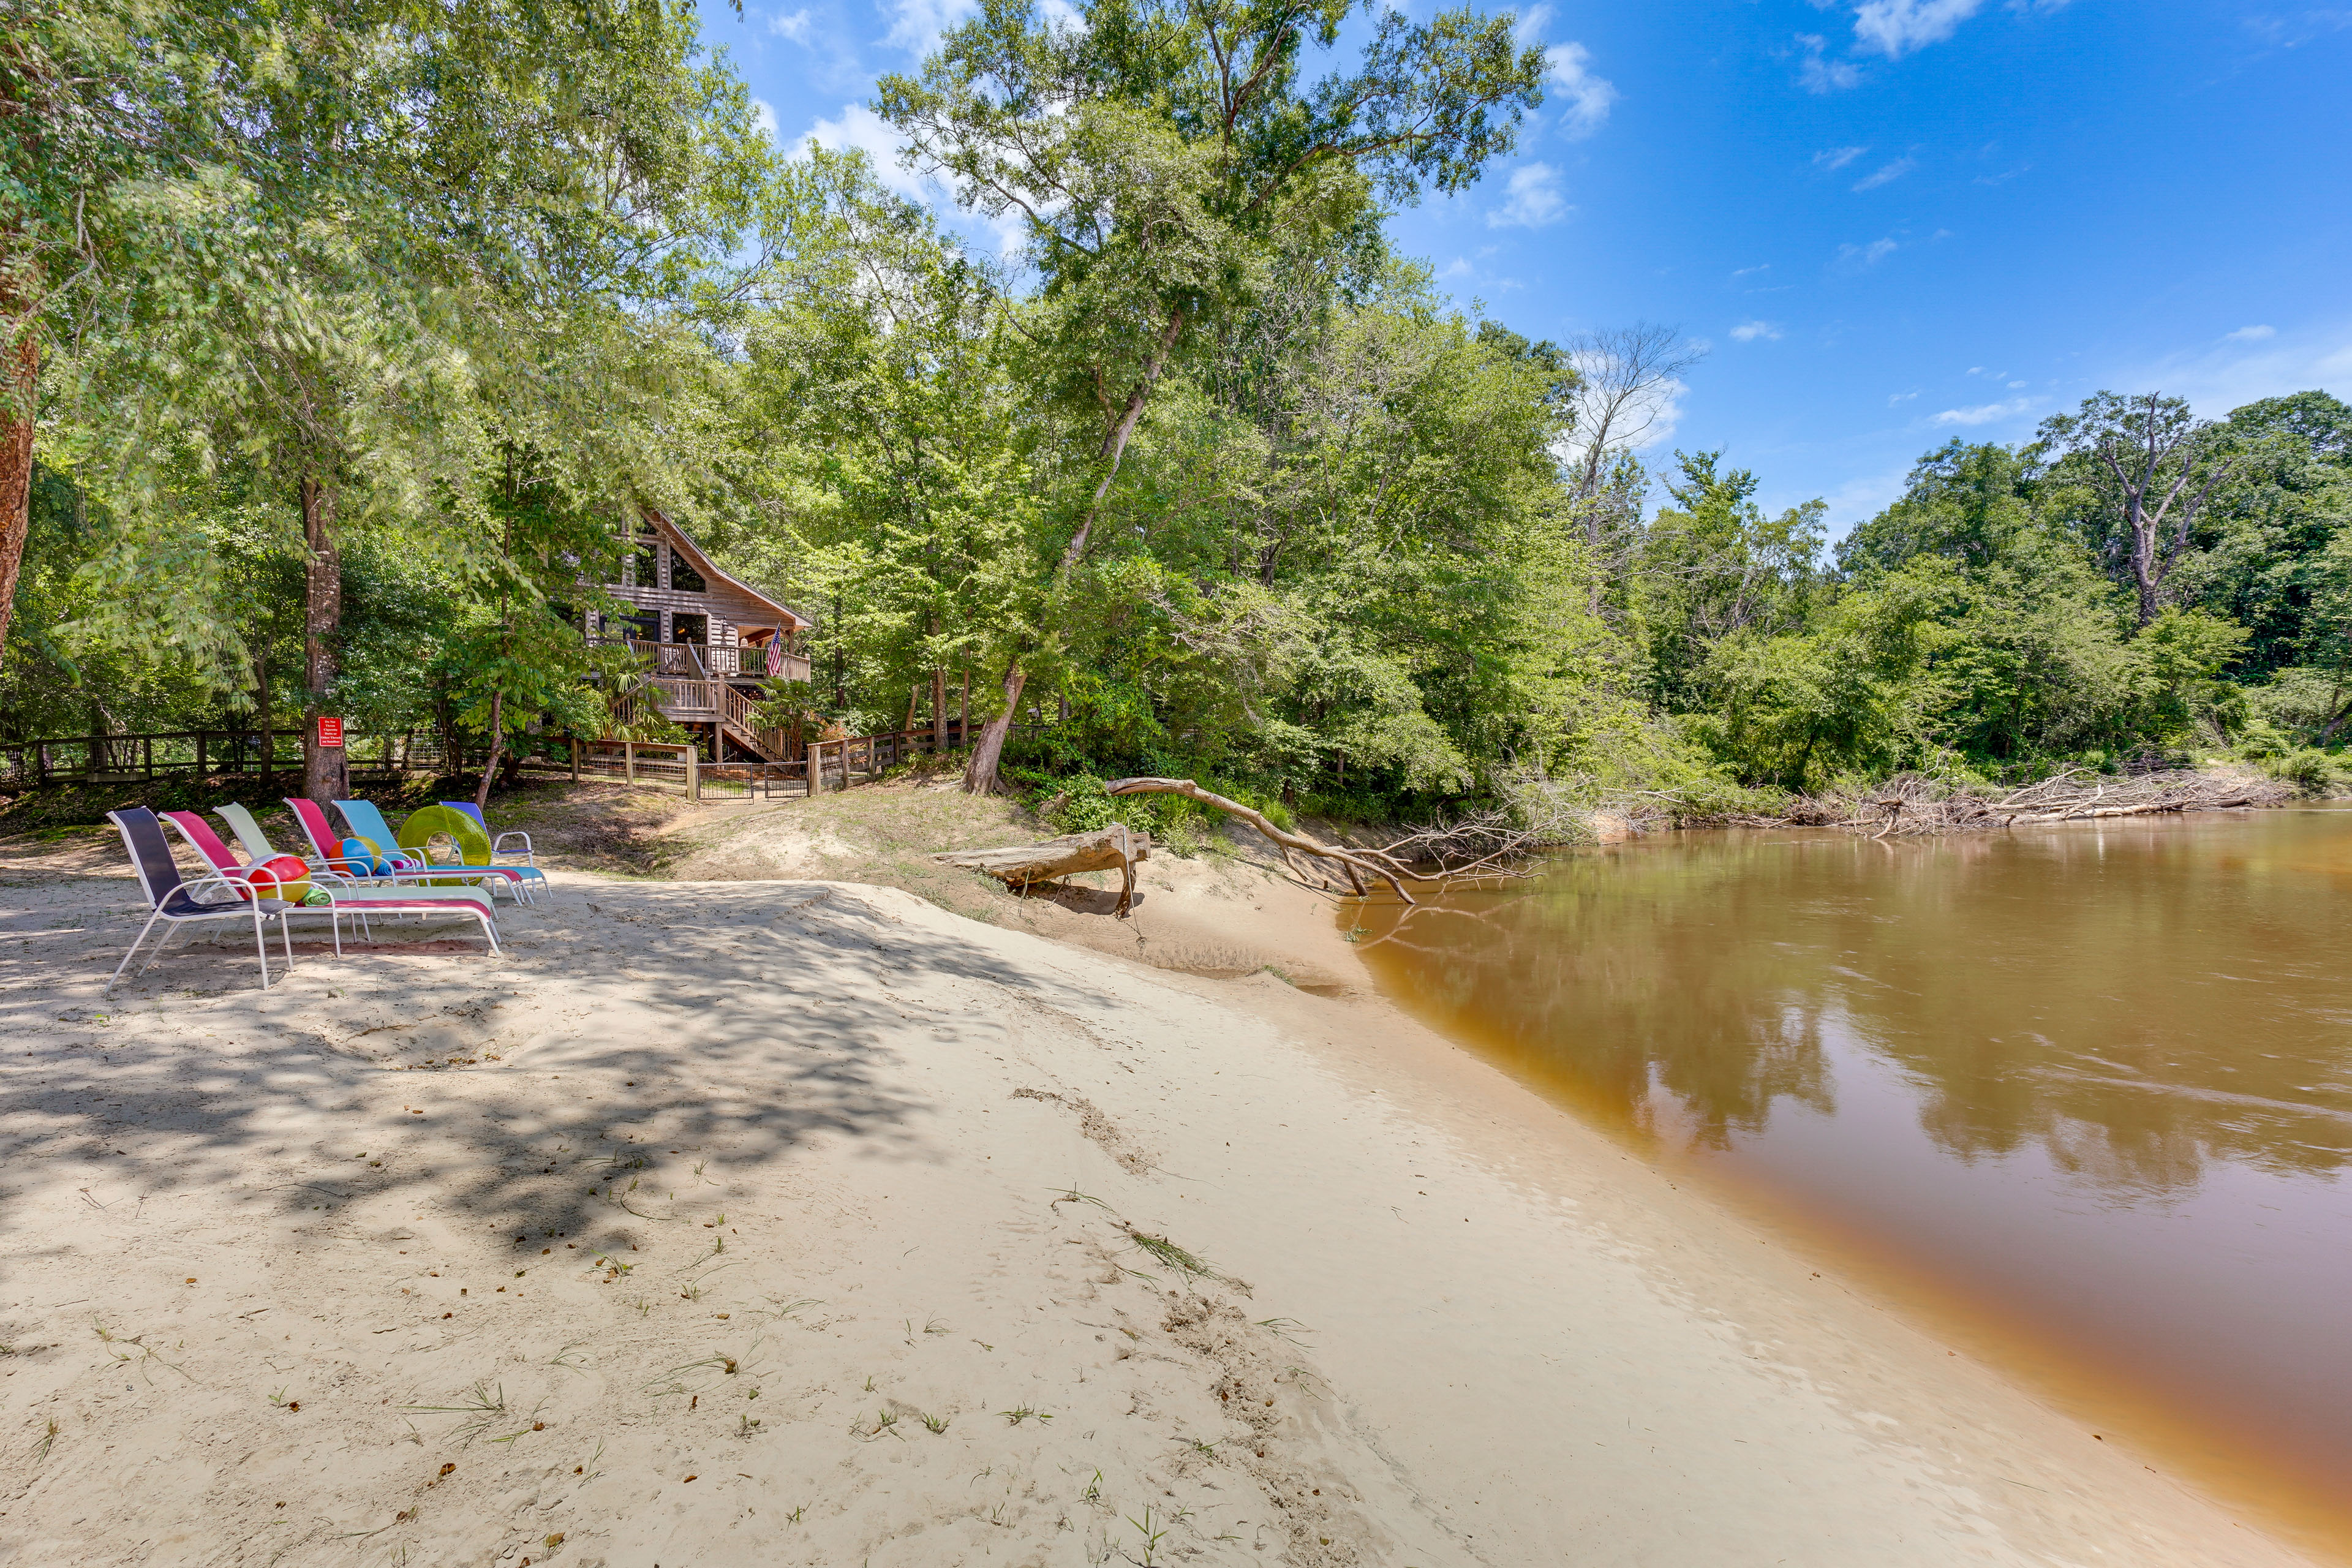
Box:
316;715;345;748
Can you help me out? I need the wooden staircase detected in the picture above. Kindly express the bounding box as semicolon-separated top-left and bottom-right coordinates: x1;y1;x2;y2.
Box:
717;682;791;761
608;678;793;763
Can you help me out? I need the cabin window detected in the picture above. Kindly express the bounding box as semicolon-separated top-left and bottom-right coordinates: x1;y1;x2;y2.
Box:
669;548;706;595
628;543;657;589
614;608;658;641
673;612;709;645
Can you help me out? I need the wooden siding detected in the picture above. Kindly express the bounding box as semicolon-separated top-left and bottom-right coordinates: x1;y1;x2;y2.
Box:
589;513;812;677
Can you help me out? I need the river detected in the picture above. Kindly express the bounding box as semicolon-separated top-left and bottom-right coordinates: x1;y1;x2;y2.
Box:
1351;807;2352;1539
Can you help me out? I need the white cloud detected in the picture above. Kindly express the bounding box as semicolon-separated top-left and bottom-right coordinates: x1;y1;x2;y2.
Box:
805;102;1037;255
1836;236;1899;269
1439;257;1473;280
1932;397;2035;426
2006;379;2027;388
1852;156;1915;192
1642;380;1690;448
807;103;914;181
1853;0;1988;57
883;0;976;54
752;97;779;138
1730;320;1783;342
1544;43;1619;138
2241;9;2352;48
767;7;812;42
1796;33;1862;91
1889;390;1920;405
1732;262;1772;279
2101;320;2352;418
1488;164;1569;228
2226;324;2277;342
1814;145;1868;172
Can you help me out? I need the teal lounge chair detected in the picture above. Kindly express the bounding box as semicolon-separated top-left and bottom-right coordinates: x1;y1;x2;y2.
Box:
333;798;548;905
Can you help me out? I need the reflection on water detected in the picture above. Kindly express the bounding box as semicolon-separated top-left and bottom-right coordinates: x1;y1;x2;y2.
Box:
1354;810;2352;1505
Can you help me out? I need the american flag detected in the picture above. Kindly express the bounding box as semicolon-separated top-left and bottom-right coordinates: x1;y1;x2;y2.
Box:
765;638;783;678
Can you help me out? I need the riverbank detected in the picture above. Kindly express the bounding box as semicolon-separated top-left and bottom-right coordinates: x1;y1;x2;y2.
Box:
0;810;2330;1566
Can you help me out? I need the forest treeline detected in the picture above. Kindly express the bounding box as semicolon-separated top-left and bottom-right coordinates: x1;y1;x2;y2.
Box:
6;2;2347;820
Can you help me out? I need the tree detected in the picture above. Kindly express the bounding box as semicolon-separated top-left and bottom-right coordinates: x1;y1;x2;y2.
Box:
878;0;1545;792
36;0;775;800
1556;323;1702;612
1834;440;2035;577
2038;391;2240;627
0;2;247;667
1633;451;1825;715
723;149;1039;748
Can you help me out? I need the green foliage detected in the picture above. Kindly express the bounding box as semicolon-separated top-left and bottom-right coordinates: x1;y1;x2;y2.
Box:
13;4;2348;820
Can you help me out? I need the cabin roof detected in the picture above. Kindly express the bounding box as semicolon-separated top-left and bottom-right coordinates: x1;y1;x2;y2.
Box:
642;508;814;634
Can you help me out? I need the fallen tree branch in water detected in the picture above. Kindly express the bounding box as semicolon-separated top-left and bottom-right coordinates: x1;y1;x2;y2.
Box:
1745;769;2296;839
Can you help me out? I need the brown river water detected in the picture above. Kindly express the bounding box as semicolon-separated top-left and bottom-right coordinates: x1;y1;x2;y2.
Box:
1351;807;2352;1539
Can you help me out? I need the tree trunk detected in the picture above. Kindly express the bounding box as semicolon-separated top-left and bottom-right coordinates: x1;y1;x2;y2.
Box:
0;311;34;670
932;665;948;754
961;660;1027;795
2131;508;2161;628
963;308;1186;797
474;688;505;813
1103;776;1418;904
255;644;273;786
299;476;345;802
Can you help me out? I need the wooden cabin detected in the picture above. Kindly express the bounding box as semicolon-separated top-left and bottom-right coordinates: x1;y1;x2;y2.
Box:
588;510;814;763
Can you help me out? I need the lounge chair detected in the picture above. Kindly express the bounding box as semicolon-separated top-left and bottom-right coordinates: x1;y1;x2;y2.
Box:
159;809;502;958
439;800;535;866
336;797;548;906
105;806;298;993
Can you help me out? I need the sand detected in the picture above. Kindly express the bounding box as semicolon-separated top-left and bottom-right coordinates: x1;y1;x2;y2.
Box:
0;819;2332;1567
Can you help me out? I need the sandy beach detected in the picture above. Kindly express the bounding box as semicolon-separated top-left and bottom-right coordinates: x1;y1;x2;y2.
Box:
0;798;2333;1567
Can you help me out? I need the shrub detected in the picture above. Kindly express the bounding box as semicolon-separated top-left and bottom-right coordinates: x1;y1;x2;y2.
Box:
2263;748;2340;796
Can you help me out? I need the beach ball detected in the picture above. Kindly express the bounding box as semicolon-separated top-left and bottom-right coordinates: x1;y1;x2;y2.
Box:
246;854;312;902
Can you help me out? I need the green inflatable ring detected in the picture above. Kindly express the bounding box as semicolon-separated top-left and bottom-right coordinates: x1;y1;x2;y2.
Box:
397;804;493;867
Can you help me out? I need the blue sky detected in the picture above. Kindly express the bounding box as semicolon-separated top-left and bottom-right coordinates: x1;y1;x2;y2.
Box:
704;0;2352;533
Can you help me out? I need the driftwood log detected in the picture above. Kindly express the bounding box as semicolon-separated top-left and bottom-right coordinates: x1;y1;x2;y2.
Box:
1676;768;2296;840
933;825;1151;915
1104;776;1421;904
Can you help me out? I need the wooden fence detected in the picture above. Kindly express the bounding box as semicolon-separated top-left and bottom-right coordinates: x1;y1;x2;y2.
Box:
0;729;451;791
554;728;956;801
0;714;1039;802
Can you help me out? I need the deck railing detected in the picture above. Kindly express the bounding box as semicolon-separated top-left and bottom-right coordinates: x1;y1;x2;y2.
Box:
587;635;811;684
